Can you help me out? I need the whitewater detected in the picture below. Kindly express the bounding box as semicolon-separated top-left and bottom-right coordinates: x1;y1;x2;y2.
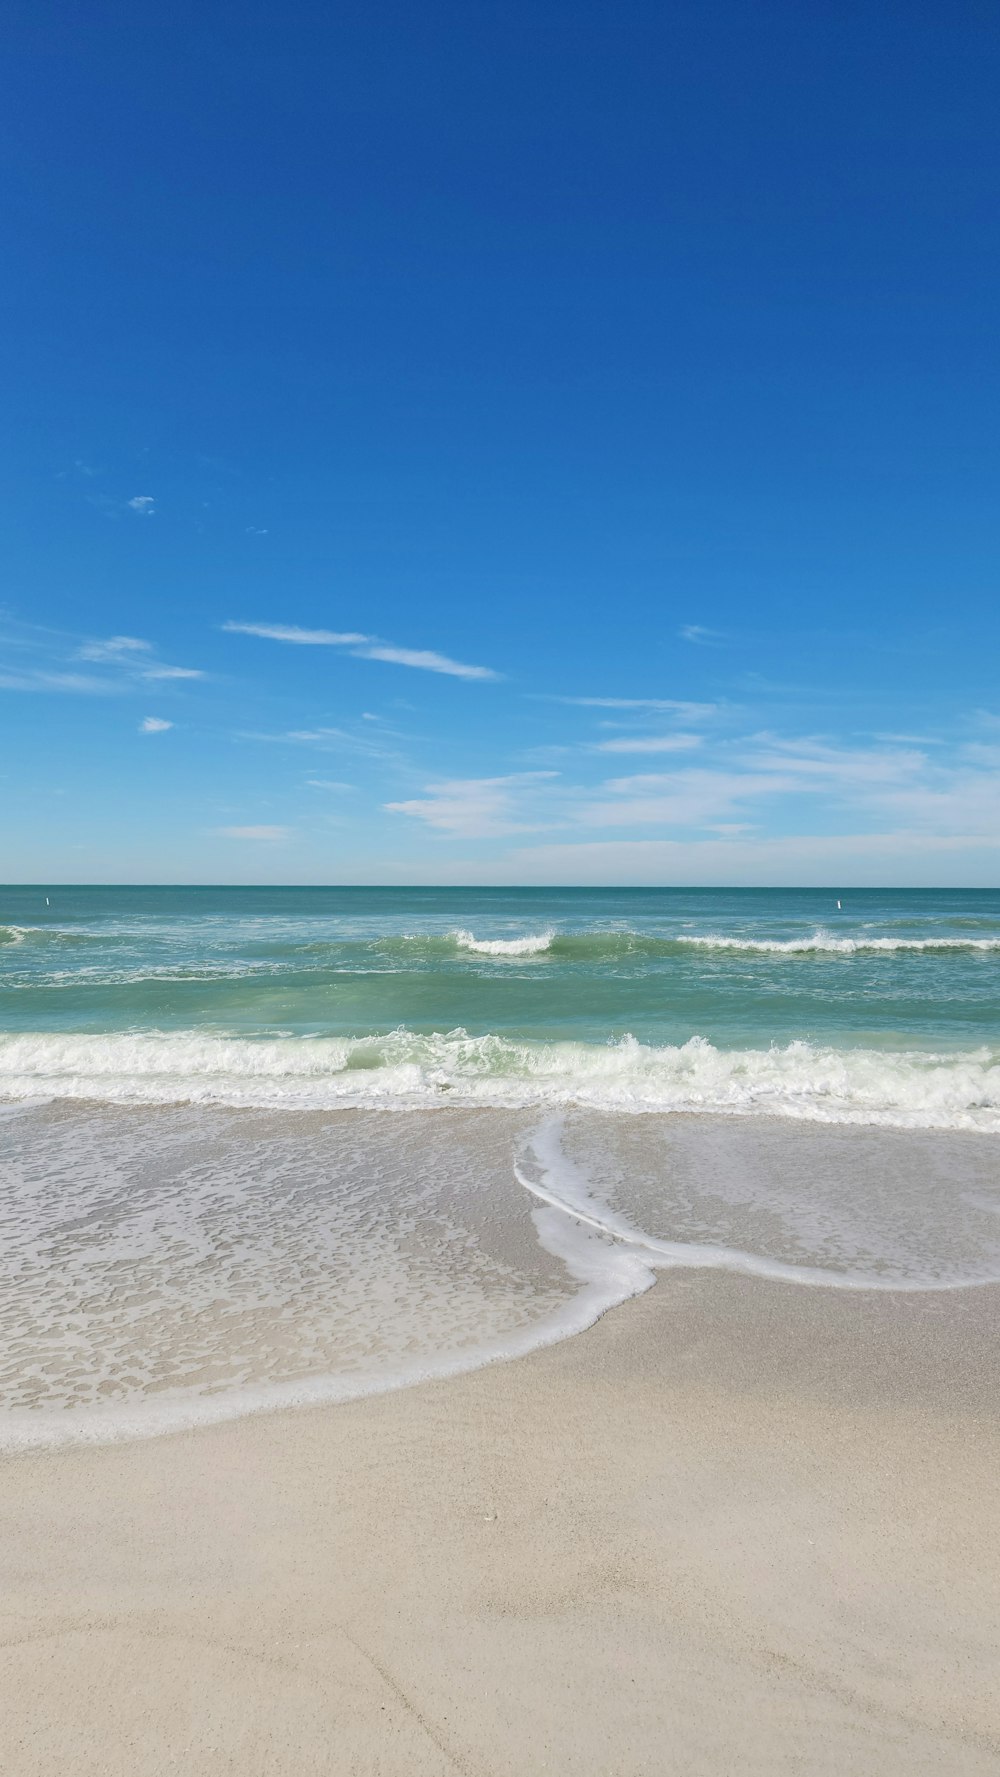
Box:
1;1028;999;1130
2;885;999;1446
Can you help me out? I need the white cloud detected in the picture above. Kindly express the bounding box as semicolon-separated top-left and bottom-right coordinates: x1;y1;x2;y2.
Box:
0;669;125;694
554;696;720;720
223;620;498;680
139;716;172;733
287;727;359;744
223;622;369;645
353;643;497;681
559;733;1000;852
127;496;155;515
740;735;927;785
217;825;291;841
466;829;1000;887
79;635;153;661
873;732;942;746
386;773;556;838
307;779;355;790
239;724;401;763
78;636;204;682
1;621;203;700
377;731;1000;856
595;734;703;754
572;742;948;834
679;624;725;644
578;767;799;830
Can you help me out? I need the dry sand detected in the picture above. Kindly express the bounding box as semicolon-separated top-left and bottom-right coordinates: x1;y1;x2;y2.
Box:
1;1271;998;1775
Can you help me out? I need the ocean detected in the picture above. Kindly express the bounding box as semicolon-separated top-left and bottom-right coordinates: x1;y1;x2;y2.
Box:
2;884;999;1446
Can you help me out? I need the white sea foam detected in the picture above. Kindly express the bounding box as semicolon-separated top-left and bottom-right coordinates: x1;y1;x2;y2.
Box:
2;1102;998;1451
452;928;554;956
0;1237;649;1454
0;1106;650;1451
515;1118;1000;1293
682;931;1000;954
1;1028;998;1129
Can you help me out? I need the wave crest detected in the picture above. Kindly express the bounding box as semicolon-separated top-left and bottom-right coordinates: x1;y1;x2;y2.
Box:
1;1028;998;1130
684;931;1000;955
452;928;554;957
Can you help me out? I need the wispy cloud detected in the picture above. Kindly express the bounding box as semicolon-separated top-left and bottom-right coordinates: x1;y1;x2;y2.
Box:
552;695;720;721
378;726;1000;858
386;773;557;838
577;767;796;830
562;732;1000;851
739;735;927;785
285;727;358;744
139;716;172;733
79;636;152;662
216;825;291;841
80;635;204;683
0;623;205;694
238;723;404;765
678;623;726;645
223;622;369;646
0;669;123;695
473;828;1000;887
224;620;498;680
78;475;156;518
594;734;703;754
356;643;496;679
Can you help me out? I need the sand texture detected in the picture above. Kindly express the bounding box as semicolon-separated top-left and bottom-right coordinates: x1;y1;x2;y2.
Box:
1;1271;999;1775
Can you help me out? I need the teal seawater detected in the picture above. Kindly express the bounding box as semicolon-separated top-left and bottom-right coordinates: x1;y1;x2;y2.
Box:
2;886;999;1043
4;887;1000;1447
2;886;999;1124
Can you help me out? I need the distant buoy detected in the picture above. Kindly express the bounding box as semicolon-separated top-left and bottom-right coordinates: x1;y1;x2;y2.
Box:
836;899;841;910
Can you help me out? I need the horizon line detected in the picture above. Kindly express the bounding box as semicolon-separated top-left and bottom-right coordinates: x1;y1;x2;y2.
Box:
2;882;994;893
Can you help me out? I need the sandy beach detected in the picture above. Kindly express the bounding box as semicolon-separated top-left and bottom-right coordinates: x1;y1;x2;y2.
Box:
7;0;1000;1760
2;1269;998;1776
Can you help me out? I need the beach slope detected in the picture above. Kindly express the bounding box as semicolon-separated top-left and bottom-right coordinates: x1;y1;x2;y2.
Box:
1;1272;998;1776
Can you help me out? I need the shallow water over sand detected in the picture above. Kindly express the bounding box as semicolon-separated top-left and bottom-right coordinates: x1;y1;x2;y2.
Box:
3;1103;998;1448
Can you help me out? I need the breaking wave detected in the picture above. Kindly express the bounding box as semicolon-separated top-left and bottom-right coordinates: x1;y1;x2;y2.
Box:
6;922;999;971
683;931;1000;955
1;1028;999;1130
421;929;1000;962
452;928;555;957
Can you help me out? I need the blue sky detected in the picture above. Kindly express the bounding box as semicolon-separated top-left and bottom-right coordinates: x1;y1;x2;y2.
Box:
2;0;999;885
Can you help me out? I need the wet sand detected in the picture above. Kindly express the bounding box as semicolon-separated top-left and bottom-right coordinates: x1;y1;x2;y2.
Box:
1;1270;999;1775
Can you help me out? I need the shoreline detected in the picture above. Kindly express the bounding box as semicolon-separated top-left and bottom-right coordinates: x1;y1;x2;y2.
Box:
3;1269;999;1774
6;1105;1000;1454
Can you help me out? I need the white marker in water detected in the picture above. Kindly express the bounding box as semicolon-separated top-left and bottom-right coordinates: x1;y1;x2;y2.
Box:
836;899;842;910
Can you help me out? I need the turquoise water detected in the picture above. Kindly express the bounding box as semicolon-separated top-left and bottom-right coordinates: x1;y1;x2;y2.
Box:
3;884;1000;1447
2;886;999;1125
